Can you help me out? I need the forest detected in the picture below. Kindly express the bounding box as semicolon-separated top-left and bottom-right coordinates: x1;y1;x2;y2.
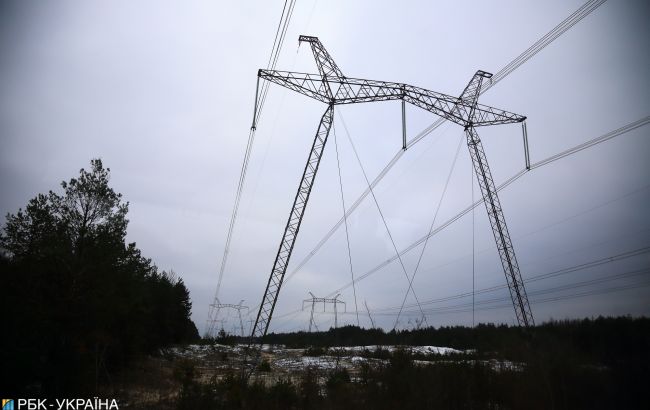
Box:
186;317;649;410
0;159;199;395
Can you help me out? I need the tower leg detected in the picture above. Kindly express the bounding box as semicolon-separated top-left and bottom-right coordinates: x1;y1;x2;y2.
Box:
309;301;315;333
465;126;534;327
248;104;335;349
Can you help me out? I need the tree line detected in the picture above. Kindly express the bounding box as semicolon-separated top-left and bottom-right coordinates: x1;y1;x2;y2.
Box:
184;316;649;409
261;316;649;363
0;159;199;395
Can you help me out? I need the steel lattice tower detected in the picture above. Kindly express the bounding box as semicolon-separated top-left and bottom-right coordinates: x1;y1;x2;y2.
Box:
245;35;534;374
302;292;346;331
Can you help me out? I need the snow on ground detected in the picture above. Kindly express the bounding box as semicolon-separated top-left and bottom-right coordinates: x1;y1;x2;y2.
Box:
333;345;469;355
164;344;470;362
164;344;217;358
163;343;521;373
274;356;339;370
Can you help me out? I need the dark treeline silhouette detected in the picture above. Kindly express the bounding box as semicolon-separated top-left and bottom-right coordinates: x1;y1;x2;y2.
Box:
0;159;199;395
178;316;648;409
254;316;650;363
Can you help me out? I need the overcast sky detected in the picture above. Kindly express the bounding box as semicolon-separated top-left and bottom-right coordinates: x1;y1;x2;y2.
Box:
1;0;649;335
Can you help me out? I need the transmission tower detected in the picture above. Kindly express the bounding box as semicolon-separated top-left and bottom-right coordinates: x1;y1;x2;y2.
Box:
302;292;346;331
209;300;249;337
246;35;534;375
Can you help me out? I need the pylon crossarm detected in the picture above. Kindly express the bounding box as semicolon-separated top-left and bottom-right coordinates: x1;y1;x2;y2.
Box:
258;70;525;127
244;37;535;382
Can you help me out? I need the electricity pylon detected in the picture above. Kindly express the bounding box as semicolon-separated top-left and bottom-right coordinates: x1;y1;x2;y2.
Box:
209;300;249;337
246;35;534;374
302;292;346;331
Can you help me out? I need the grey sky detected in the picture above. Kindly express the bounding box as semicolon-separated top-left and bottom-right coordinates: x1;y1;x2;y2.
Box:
1;0;649;335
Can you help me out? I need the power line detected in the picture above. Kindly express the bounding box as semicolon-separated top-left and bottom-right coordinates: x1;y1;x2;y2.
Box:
394;277;650;317
272;264;650;331
255;0;297;126
253;0;616;334
322;115;650;299
394;133;464;329
410;186;650;285
367;268;650;317
407;0;607;148
373;246;650;313
338;112;427;320
277;0;607;291
472;158;475;327
333;124;360;326
530;115;650;169
267;109;647;332
207;0;298;331
268;246;650;332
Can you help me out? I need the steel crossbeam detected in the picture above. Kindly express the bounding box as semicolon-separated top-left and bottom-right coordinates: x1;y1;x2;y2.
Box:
302;292;346;331
245;36;534;378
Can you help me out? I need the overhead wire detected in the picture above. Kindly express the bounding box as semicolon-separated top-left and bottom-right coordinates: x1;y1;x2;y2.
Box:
374;246;650;313
333;123;360;326
277;0;608;290
207;0;297;333
471;155;475;327
383;271;650;317
254;0;298;127
393;133;464;329
260;0;616;332
337;111;428;321
530;115;650;169
270;249;650;331
407;0;607;148
485;0;607;90
322;115;650;299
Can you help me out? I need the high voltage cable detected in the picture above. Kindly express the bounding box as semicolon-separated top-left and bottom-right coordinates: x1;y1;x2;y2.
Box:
265;1;289;75
333;124;360;326
283;149;407;283
255;0;297;127
487;0;607;89
471;158;475;327
348;267;650;316
249;0;612;328
394;134;464;329
369;281;650;317
530;115;650;169
408;0;607;148
416;280;650;316
410;224;650;301
269;250;650;331
381;272;650;317
207;1;297;331
373;246;650;313
338;112;428;321
279;0;607;290
267;113;649;331
322;115;649;300
208;126;256;333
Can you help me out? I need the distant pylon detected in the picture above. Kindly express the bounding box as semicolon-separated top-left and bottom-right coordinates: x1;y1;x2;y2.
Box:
302;292;346;332
209;300;249;337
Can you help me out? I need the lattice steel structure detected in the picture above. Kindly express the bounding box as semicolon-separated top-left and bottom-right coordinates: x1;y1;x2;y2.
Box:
302;292;346;331
209;300;249;337
246;36;534;372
